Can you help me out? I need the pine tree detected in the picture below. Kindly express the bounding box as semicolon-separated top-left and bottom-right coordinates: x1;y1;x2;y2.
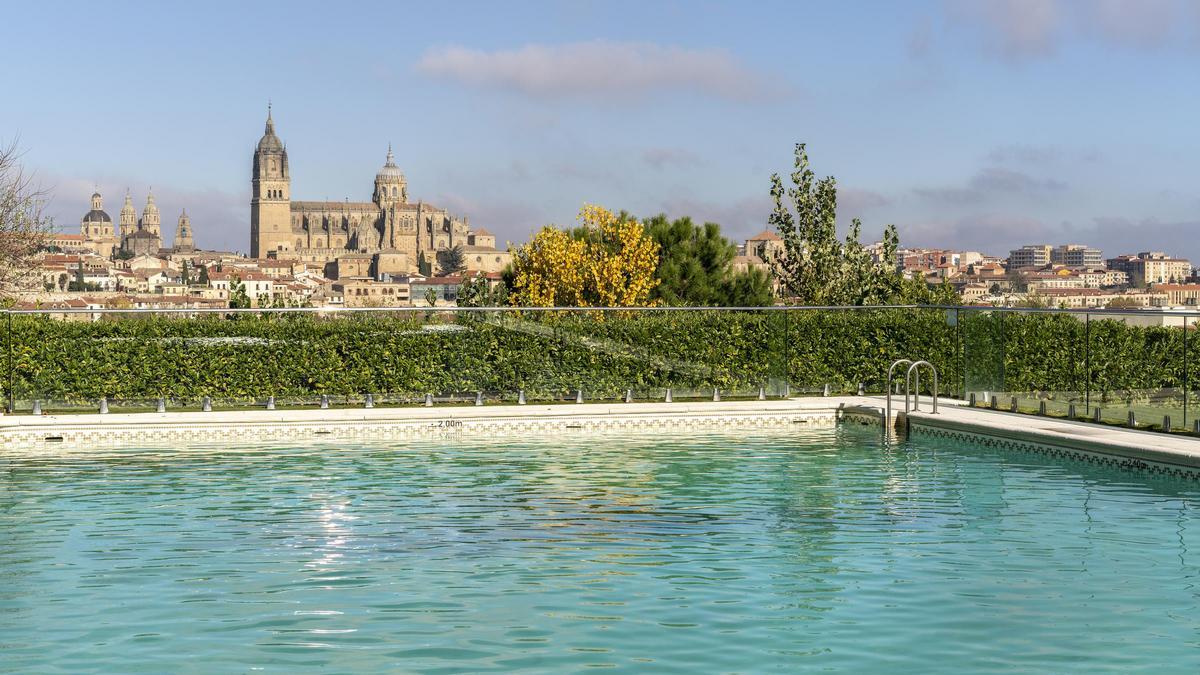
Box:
439;244;467;276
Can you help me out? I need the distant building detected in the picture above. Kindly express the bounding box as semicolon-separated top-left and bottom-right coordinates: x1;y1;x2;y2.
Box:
173;210;195;252
1008;244;1051;270
1107;252;1193;287
1050;244;1102;268
79;192;118;258
248;107;503;277
745;230;783;263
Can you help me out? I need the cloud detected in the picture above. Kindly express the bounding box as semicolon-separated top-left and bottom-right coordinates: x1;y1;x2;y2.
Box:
641;147;703;170
1089;215;1200;260
897;213;1064;252
945;0;1184;60
949;0;1063;59
430;191;548;246
839;188;893;217
654;194;775;240
914;167;1066;204
986;143;1102;165
415;41;786;102
1084;0;1178;48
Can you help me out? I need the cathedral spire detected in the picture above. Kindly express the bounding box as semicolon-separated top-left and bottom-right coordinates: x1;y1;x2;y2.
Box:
265;102;275;136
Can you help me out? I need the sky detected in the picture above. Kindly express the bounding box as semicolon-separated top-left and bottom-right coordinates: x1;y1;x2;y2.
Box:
4;0;1199;260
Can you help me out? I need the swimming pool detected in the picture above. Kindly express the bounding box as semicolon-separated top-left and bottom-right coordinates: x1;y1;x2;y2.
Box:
2;425;1199;672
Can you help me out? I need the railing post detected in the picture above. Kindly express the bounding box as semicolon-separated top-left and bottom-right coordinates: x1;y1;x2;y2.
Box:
1085;313;1091;412
6;311;13;414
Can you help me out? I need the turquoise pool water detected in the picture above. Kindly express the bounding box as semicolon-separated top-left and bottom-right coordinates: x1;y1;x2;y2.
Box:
2;426;1200;673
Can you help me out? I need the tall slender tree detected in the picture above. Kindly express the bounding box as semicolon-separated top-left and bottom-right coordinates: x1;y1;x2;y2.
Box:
770;143;924;305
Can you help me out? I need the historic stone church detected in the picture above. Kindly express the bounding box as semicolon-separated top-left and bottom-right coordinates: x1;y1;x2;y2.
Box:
250;108;502;276
80;189;193;258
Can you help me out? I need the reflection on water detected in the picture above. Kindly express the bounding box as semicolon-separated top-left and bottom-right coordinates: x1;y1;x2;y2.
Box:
2;427;1200;672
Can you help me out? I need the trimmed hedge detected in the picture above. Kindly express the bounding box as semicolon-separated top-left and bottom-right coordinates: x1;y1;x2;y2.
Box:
0;308;1187;408
0;308;954;406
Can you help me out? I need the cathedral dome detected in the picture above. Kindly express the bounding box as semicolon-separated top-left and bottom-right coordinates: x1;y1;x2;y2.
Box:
84;191;111;222
376;147;403;180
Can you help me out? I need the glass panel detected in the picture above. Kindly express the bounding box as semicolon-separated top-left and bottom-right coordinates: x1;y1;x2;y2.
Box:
1086;310;1185;432
962;308;1087;417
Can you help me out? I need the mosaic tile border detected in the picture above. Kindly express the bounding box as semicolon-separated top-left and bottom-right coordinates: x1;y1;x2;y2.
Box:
910;423;1200;480
0;410;841;451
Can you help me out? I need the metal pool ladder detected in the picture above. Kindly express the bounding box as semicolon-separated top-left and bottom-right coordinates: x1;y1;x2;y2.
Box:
886;359;940;424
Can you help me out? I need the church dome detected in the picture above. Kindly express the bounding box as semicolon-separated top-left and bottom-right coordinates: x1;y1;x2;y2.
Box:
82;209;112;223
376;146;403;180
257;108;284;153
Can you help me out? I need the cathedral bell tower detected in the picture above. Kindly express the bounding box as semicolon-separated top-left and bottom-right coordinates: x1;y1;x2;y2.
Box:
250;105;291;258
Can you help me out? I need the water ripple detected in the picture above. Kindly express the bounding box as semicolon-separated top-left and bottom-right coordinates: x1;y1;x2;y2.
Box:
2;427;1200;672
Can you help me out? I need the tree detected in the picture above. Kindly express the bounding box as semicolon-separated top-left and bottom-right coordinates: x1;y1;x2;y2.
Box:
228;275;251;309
424;286;439;307
181;261;190;286
641;214;773;306
457;271;493;307
0;140;52;298
439;244;467;276
768;143;915;305
198;265;210;285
717;266;774;306
510;204;660;307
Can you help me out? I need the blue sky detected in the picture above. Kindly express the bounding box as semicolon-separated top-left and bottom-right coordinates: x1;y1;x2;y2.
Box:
4;0;1200;259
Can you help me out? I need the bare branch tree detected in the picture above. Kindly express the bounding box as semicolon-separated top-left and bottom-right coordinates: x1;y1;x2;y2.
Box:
0;139;53;300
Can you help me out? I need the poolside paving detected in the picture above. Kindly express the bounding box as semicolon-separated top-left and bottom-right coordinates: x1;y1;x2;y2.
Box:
4;396;1199;474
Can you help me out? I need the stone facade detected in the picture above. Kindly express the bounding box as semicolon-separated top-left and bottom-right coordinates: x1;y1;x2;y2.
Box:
249;108;501;276
173;210;194;252
79;192;118;258
81;189;179;258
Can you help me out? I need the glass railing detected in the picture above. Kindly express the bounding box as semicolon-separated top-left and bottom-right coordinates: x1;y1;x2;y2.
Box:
6;304;1197;435
961;307;1197;433
0;306;957;415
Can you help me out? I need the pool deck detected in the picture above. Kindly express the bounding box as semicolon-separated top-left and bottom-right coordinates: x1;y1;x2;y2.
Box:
3;397;1199;476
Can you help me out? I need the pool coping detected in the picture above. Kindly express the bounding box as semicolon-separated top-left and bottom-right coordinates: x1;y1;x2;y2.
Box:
5;396;1199;478
0;398;856;449
894;401;1200;478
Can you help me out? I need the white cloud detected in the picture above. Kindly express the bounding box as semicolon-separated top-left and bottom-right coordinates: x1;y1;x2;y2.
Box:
415;41;786;102
946;0;1186;60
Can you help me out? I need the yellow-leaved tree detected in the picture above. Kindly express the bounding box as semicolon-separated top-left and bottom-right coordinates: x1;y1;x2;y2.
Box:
511;204;660;307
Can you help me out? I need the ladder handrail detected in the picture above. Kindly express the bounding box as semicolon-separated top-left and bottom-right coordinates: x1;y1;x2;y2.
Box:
885;359;913;423
905;361;939;414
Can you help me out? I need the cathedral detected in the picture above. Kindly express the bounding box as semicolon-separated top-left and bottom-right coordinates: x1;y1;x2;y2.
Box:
249;108;501;276
80;190;193;258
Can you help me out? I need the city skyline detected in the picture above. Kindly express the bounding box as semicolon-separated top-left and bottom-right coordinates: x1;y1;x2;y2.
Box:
5;0;1200;259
